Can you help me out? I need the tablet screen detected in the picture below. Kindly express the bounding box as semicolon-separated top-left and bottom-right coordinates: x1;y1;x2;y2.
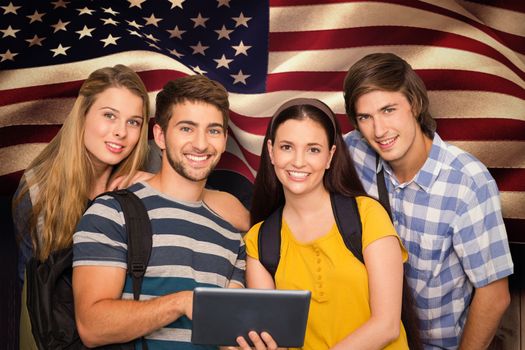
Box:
191;287;311;347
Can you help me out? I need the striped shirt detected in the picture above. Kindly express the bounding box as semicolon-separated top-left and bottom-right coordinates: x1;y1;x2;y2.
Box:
344;131;513;349
73;182;246;350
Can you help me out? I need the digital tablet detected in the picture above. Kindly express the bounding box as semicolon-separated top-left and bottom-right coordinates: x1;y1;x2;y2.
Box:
191;287;311;347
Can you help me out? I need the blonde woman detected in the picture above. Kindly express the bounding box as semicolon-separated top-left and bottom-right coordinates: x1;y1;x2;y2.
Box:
13;65;150;283
12;64;151;349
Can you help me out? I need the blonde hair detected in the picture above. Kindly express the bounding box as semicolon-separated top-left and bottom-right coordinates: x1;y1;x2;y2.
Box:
14;64;150;261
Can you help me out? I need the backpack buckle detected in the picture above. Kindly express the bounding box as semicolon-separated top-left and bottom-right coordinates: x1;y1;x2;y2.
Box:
131;262;146;276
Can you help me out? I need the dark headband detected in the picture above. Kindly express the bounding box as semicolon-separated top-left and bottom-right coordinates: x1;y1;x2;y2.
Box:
270;98;337;144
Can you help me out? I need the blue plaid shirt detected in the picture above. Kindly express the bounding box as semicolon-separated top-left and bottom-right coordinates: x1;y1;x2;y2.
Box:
345;131;513;349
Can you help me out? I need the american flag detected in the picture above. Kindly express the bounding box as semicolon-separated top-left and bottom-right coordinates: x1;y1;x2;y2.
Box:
1;0;524;241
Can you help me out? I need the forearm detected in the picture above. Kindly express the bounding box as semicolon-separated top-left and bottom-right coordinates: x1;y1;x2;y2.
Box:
76;290;192;347
459;279;510;350
330;316;400;350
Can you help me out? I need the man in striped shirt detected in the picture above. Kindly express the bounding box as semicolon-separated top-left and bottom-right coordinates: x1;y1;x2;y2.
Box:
72;75;246;349
343;53;514;349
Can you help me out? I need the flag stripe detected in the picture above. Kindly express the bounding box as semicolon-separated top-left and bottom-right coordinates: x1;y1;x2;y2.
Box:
0;70;183;107
501;192;525;218
216;152;255;183
270;26;525;73
436;119;525;141
490;170;525;192
0;125;62;148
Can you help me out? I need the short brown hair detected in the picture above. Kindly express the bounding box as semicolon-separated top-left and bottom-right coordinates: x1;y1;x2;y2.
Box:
155;75;229;131
343;53;436;138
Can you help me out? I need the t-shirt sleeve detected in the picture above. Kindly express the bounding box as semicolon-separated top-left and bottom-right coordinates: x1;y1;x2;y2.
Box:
243;221;264;260
358;196;408;262
72;195;129;269
452;180;513;287
229;241;247;287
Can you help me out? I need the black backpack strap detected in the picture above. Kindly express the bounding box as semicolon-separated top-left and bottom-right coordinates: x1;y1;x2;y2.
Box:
105;189;152;301
258;207;284;279
101;189;152;350
376;155;393;220
330;193;364;264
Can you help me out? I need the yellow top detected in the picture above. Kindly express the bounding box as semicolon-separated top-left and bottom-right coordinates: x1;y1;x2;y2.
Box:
244;196;409;350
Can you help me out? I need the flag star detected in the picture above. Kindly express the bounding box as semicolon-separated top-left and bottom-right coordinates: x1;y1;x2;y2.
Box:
191;13;209;28
168;0;184;9
127;29;143;37
76;25;95;39
214;54;233;69
232;41;251;56
144;33;159;42
101;17;119;26
27;10;45;24
217;0;231;7
52;0;70;9
169;48;184;58
26;34;46;47
230;70;250;85
51;20;70;33
232;12;251;28
1;49;18;62
100;34;120;47
77;7;95;15
167;25;185;39
102;7;119;16
1;25;20;38
215;25;233;40
127;20;143;29
190;41;209;55
128;0;146;9
143;14;162;27
192;66;207;75
1;2;21;15
50;44;70;57
147;42;161;50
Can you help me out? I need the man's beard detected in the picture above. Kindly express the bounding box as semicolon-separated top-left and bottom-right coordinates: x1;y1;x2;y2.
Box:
166;147;215;182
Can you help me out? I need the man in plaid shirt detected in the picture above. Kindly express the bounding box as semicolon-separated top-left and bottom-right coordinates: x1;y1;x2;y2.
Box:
343;53;514;349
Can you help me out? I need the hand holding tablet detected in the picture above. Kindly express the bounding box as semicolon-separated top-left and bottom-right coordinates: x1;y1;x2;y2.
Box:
191;287;311;347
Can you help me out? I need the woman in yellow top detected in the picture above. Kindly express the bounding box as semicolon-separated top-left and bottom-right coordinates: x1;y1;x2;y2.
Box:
240;98;410;350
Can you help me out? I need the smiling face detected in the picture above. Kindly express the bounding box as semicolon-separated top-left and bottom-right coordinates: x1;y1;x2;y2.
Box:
355;90;430;179
155;100;227;183
268;117;335;198
83;86;144;173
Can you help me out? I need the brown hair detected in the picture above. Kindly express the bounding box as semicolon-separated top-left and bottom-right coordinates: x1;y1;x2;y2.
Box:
155;75;229;131
343;52;436;138
250;98;366;226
